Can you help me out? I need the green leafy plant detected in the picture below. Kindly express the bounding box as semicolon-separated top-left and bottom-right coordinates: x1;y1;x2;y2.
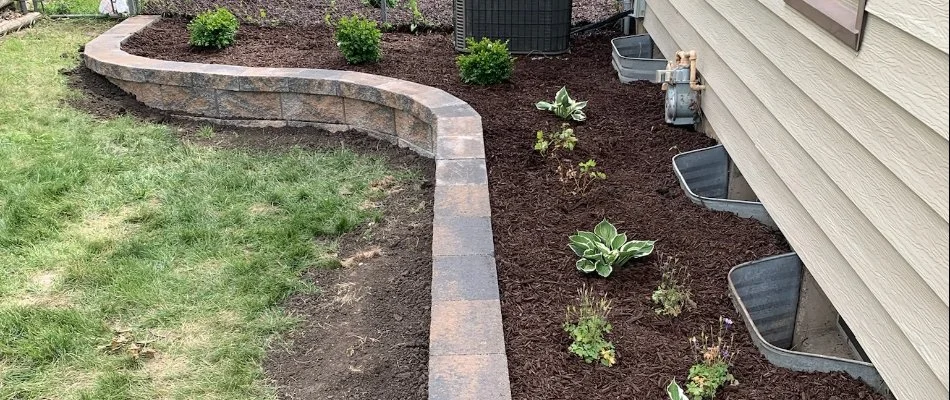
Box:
686;317;738;399
563;287;616;366
187;7;239;49
569;219;655;277
363;0;399;7
457;37;514;85
536;86;588;121
46;1;71;14
652;255;696;317
405;0;429;32
534;123;577;157
558;158;607;195
667;380;690;400
335;15;382;64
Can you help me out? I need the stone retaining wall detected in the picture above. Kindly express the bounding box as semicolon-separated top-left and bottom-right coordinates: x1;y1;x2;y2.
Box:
84;15;510;400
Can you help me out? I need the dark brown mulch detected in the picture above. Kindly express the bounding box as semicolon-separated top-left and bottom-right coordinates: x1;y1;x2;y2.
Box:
140;0;619;28
65;64;434;400
121;20;886;400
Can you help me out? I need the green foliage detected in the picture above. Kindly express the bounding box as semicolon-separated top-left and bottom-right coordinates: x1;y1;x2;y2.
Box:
534;123;577;157
558;158;607;195
0;20;411;398
536;86;588;121
652;255;695;317
405;0;429;32
667;380;689;400
363;0;398;7
335;15;382;64
563;287;616;366
47;1;72;14
685;317;738;399
457;37;514;85
569;219;655;277
187;7;239;49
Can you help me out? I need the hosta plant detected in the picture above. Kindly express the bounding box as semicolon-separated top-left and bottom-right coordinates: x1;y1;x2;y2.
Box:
667;380;690;400
569;219;655;277
536;86;588;121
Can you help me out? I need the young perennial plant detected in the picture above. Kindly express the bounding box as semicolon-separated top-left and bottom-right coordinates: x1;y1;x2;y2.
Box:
652;255;696;317
685;316;739;399
536;86;588;121
569;219;655;277
187;7;239;49
563;287;617;366
534;123;577;158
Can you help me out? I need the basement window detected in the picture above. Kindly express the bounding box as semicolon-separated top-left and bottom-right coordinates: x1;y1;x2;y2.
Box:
785;0;868;50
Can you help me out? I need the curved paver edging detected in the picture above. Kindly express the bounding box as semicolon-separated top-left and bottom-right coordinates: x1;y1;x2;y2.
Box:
83;15;511;400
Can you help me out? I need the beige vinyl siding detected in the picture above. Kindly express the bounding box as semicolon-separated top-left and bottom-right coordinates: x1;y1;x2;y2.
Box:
864;0;949;53
644;0;949;398
757;0;949;141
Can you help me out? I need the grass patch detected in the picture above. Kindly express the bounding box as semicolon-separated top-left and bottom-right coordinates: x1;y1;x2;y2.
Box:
39;0;101;14
0;20;414;399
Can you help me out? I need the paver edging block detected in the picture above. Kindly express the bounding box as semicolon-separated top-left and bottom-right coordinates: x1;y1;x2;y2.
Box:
83;15;511;400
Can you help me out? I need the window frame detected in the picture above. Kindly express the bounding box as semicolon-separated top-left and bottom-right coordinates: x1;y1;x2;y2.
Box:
785;0;868;50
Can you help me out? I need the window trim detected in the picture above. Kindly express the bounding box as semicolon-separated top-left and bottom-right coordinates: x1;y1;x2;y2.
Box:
785;0;868;50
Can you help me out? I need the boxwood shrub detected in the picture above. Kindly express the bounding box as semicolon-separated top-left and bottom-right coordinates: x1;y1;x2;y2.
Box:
457;37;514;85
188;7;239;49
335;15;382;64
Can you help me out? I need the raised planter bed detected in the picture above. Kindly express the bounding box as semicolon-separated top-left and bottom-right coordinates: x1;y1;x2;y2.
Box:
728;252;888;393
88;17;889;400
672;144;777;227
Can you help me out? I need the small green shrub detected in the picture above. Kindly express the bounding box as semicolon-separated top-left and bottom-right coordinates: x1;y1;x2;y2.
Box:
563;287;616;366
536;87;588;121
188;7;240;49
569;219;654;277
335;15;382;64
457;37;514;85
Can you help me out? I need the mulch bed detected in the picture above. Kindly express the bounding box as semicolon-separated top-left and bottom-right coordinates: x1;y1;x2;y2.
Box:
122;19;886;400
65;65;435;400
140;0;619;28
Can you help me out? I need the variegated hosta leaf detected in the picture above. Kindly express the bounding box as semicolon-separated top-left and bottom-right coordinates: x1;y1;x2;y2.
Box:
568;242;590;257
610;233;627;250
594;260;613;277
573;100;588;110
571;110;587;122
604;250;619;265
555;86;569;104
583;248;599;259
593;219;617;242
666;380;689;400
575;231;598;243
576;258;596;272
594;241;611;255
535;101;554;110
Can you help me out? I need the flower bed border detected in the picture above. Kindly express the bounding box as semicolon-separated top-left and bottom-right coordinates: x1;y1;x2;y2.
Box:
83;15;511;400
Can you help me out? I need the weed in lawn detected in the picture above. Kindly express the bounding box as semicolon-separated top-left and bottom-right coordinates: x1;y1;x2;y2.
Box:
196;124;215;138
0;20;411;399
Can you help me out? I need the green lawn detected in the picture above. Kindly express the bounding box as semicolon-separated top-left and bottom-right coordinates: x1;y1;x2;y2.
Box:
0;20;409;399
40;0;101;15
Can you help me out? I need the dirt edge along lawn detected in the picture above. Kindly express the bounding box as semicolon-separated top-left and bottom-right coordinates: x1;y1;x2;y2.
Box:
0;19;432;400
122;19;886;400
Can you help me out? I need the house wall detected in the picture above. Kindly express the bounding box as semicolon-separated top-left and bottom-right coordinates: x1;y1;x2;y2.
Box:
644;1;949;398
